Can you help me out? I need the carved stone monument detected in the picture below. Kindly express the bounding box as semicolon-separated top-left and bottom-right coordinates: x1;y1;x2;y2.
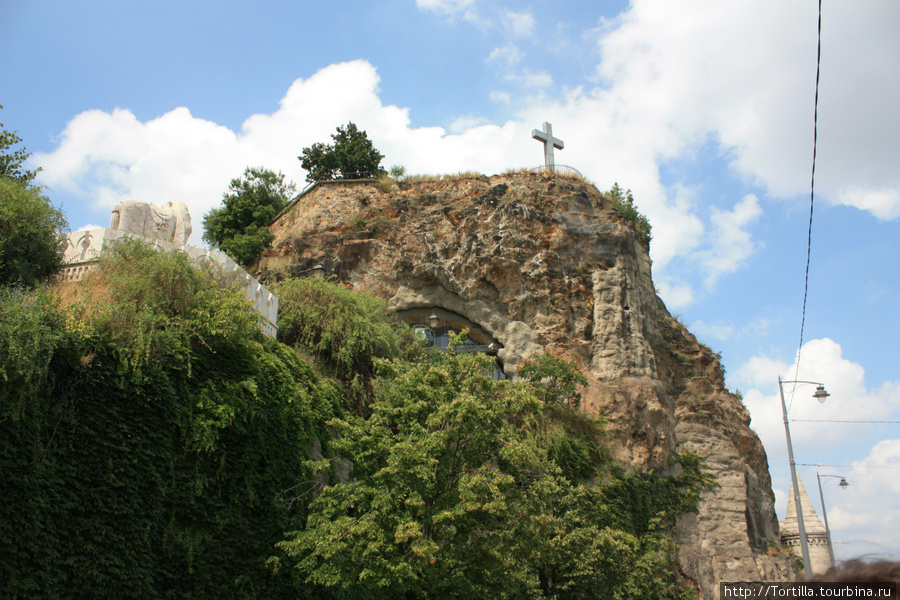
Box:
109;200;192;248
59;200;277;338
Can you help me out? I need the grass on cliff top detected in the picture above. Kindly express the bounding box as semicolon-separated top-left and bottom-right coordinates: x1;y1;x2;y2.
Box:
376;167;651;239
401;170;488;183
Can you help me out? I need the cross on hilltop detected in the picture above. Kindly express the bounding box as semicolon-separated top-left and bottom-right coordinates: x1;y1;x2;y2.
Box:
532;122;564;167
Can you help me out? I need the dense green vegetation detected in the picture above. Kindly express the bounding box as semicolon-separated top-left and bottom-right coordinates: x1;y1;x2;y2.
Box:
276;339;711;599
202;166;297;267
276;276;422;411
1;240;711;599
1;240;339;599
0;177;69;288
0;109;68;287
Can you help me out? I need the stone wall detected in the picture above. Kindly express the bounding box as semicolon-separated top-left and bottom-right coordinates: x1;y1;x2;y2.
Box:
259;173;798;598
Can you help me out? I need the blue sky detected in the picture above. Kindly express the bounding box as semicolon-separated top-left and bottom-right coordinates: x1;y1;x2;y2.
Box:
3;0;899;562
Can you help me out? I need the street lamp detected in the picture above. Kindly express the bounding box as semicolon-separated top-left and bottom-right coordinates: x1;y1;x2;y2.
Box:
816;472;849;569
778;377;830;579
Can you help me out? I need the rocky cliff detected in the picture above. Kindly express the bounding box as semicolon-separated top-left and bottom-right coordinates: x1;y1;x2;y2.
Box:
257;172;797;598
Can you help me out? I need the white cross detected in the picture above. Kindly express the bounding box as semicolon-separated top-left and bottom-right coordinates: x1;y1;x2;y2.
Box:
531;122;564;167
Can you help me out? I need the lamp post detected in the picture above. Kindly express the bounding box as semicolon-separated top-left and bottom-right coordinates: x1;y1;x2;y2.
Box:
778;377;830;579
816;472;849;569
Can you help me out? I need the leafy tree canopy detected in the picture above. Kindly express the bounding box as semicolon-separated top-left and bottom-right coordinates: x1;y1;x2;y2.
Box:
277;340;712;600
202;166;296;267
299;122;385;183
0;177;68;288
0;105;41;184
519;350;589;408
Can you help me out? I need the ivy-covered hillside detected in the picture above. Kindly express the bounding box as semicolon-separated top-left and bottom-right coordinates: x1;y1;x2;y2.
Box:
1;239;712;600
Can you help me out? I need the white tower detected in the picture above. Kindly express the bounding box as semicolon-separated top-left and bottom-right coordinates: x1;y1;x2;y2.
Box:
780;476;832;576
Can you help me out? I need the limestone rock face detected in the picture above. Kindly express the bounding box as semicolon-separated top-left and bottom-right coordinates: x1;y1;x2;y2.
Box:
260;173;797;598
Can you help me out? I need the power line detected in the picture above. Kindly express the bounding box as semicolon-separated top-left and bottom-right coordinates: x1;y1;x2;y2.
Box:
791;419;900;424
791;0;823;396
796;463;900;470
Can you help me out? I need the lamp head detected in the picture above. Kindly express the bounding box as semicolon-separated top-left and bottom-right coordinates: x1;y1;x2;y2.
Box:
428;313;440;329
839;477;849;489
813;384;830;403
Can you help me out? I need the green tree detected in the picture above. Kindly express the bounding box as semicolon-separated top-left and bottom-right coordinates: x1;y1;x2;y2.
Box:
607;182;651;238
0;105;41;184
277;342;708;599
299;122;385;182
0;177;68;288
202;166;296;267
519;350;589;408
277;346;548;598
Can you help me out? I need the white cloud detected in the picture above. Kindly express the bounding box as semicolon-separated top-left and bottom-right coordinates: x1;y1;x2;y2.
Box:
74;223;104;232
486;43;523;69
700;193;762;287
833;187;900;221
415;0;474;15
826;439;900;561
641;183;703;271
489;91;511;105
594;0;900;213
690;319;734;342
502;9;536;38
507;69;553;89
447;114;490;134
36;106;242;223
415;0;481;26
655;278;695;311
739;338;900;465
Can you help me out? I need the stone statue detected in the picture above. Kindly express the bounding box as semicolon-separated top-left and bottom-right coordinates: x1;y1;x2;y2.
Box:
109;200;192;247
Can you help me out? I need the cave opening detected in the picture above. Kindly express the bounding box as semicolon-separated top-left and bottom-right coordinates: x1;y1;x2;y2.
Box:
396;307;506;380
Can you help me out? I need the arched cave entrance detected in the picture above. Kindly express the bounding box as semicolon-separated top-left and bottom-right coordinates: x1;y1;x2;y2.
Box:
396;307;506;380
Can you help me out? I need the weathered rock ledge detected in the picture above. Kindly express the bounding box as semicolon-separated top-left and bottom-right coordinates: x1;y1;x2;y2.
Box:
258;173;797;598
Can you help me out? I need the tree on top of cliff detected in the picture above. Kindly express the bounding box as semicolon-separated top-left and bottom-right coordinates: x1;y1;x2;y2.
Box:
0;111;68;288
0;178;69;288
607;182;652;238
1;105;41;184
298;122;385;182
202;166;296;267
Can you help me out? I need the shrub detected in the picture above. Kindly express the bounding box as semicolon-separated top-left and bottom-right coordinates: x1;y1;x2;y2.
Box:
607;182;652;238
276;277;420;408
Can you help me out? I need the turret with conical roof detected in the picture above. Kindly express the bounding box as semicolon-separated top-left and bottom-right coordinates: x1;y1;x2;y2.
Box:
780;476;832;576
